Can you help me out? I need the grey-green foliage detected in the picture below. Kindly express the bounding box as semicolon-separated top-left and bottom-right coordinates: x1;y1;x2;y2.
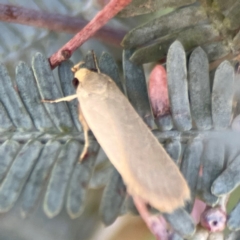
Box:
118;0;197;17
0;41;240;239
99;41;239;238
122;0;240;66
0;50;128;223
0;52;100;220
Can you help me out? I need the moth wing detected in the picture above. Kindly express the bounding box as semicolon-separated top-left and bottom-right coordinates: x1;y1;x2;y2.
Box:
79;73;190;213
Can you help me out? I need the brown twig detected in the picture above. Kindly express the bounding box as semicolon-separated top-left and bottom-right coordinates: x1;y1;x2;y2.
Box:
209;52;235;71
0;4;126;48
49;0;132;69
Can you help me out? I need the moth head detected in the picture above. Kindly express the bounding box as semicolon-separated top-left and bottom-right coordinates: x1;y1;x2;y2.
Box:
72;77;79;89
72;68;92;87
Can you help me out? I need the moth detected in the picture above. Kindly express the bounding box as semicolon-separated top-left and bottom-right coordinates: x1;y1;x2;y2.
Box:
43;54;190;213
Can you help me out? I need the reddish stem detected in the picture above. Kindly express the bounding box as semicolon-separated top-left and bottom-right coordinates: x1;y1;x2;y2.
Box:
148;65;170;118
49;0;132;69
133;196;171;240
0;4;126;47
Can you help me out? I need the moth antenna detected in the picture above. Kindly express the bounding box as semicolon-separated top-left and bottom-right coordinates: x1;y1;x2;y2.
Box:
91;50;100;73
71;61;85;72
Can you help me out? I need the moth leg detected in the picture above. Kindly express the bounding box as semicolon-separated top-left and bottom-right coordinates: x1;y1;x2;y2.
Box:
79;107;90;161
41;94;77;103
71;61;85;73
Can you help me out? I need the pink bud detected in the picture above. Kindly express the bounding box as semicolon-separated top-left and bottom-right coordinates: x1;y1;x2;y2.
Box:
200;207;226;232
148;65;170;118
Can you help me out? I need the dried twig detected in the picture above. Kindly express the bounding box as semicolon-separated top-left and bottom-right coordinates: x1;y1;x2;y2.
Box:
49;0;132;69
0;4;126;47
209;52;234;71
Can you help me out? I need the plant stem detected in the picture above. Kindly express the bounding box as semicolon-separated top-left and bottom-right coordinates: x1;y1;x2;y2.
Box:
49;0;132;69
0;4;126;48
209;52;234;70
